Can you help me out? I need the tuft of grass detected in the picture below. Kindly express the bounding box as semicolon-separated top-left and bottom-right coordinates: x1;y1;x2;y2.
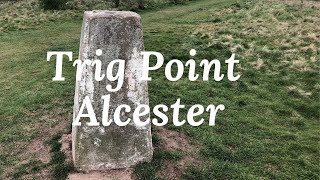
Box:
52;163;73;180
11;160;47;179
48;133;73;180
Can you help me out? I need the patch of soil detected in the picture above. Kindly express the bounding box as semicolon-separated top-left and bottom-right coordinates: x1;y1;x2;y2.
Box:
154;127;202;180
177;155;201;167
9;107;72;179
21;168;51;180
154;127;194;153
60;134;72;163
26;109;71;162
68;168;135;180
156;160;182;180
25;139;51;163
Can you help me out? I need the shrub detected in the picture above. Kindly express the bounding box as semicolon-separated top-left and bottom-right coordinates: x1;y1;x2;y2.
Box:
39;0;68;10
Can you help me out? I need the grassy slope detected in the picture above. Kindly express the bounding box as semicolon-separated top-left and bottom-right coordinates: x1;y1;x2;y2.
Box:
0;17;81;178
0;0;319;179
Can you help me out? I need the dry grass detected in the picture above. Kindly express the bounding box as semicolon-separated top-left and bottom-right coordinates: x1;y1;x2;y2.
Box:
194;0;319;73
277;0;320;7
0;0;112;32
0;0;79;32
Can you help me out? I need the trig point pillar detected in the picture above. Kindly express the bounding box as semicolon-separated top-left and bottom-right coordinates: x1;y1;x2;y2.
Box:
72;11;153;171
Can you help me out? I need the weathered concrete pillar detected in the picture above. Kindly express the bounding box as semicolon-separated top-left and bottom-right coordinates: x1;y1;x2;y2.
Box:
72;11;153;171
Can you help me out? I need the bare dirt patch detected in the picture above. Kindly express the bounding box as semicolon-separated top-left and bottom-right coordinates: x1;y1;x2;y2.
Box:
26;108;71;162
60;134;72;163
7;106;72;179
68;168;135;180
156;160;183;180
155;127;193;152
25;139;51;163
154;127;202;180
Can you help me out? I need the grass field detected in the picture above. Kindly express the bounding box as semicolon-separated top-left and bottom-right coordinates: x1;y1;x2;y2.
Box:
0;0;319;179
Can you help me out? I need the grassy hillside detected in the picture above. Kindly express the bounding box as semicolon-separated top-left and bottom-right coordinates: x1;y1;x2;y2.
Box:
0;0;319;179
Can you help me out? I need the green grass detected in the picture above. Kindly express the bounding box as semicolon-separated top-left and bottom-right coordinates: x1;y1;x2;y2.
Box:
0;17;81;179
48;134;73;180
0;0;319;179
